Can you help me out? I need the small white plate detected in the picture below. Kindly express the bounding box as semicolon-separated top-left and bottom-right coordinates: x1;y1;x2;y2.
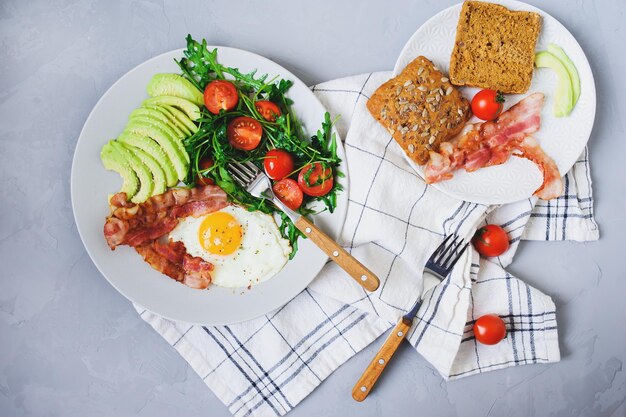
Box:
71;47;348;325
394;0;596;205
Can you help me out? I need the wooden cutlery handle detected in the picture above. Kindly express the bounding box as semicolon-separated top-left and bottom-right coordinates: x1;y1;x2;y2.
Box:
352;318;411;401
294;216;379;291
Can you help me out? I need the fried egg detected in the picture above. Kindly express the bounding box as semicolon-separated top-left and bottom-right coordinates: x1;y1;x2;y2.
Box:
168;205;292;288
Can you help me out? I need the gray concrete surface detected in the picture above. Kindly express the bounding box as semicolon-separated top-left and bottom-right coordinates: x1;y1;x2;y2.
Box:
1;0;625;416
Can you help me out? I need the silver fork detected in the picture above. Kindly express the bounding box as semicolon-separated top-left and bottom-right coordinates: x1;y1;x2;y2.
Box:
226;161;380;292
352;234;469;401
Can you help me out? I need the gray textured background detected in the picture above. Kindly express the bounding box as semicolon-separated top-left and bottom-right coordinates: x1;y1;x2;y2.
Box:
1;0;625;416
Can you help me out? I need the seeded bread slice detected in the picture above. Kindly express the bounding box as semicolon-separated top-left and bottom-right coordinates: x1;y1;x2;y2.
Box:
367;56;471;165
449;1;542;94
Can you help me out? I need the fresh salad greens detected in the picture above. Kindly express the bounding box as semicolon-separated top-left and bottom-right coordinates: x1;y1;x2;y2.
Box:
175;35;343;257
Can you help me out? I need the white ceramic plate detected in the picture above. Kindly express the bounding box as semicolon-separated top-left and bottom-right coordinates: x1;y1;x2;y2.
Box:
394;0;596;205
71;47;348;325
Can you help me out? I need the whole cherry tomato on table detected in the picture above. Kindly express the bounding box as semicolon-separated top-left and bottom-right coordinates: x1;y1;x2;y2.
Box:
227;116;263;150
196;157;215;186
255;100;282;122
297;162;334;197
471;89;505;121
264;149;294;180
473;314;507;345
472;224;509;257
273;178;303;211
204;80;239;114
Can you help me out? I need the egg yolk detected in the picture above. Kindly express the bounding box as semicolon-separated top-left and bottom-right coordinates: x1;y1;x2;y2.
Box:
198;212;243;255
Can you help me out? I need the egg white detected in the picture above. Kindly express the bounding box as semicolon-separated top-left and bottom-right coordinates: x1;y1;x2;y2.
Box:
168;205;292;288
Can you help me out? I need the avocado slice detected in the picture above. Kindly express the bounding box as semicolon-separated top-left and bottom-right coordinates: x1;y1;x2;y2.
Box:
143;105;192;137
117;131;178;187
547;44;580;107
120;142;166;196
110;141;154;203
143;96;201;121
160;104;198;134
147;74;204;106
128;115;189;164
100;141;139;200
130;107;186;139
535;51;574;117
125;119;189;182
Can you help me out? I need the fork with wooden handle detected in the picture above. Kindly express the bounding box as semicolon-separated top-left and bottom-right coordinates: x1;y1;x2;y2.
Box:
352;234;469;400
226;161;380;292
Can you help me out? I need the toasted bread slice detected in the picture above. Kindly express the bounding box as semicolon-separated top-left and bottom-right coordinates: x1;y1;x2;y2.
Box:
367;56;471;165
449;1;542;94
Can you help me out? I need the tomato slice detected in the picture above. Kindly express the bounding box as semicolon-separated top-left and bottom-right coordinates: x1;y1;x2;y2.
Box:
273;178;303;211
204;80;239;114
472;224;509;257
196;157;215;186
471;89;504;121
473;314;507;345
297;162;333;197
264;149;294;180
255;100;282;122
227;116;263;150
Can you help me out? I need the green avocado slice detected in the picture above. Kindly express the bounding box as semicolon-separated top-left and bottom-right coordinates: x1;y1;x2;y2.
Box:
130;107;186;139
117;131;178;187
120;142;166;196
110;141;154;203
125;119;189;182
143;96;201;121
143;105;192;137
100;141;138;200
160;104;199;134
547;44;580;107
535;51;574;117
146;73;204;106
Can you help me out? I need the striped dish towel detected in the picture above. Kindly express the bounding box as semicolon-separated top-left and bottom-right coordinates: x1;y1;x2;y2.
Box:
135;72;598;417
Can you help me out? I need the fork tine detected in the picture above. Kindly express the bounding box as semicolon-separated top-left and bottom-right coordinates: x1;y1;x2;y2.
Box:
446;241;470;271
433;235;459;264
441;237;466;269
244;161;261;174
431;234;454;260
239;162;257;178
227;163;251;185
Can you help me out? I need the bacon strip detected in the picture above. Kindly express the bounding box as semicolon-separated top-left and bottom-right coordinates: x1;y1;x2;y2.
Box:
135;240;214;289
423;93;563;200
513;137;564;200
104;185;228;249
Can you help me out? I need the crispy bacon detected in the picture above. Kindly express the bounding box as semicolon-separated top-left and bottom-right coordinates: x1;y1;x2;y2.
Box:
103;185;228;249
423;93;562;199
135;240;214;289
513;137;564;200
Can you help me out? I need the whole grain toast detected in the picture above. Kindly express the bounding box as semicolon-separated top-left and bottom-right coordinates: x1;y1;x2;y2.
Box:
449;1;542;94
367;56;471;165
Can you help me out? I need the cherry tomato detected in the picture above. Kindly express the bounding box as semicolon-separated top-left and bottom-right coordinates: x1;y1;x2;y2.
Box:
204;80;239;114
264;149;294;180
273;178;303;210
297;162;334;197
471;89;505;121
196;157;215;186
255;100;282;122
473;314;507;345
227;116;263;150
472;224;509;257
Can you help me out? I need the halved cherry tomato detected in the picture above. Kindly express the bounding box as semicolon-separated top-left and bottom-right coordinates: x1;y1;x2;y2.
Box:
471;89;505;121
204;80;239;114
297;162;333;197
472;224;509;257
273;178;303;210
255;100;282;122
264;149;294;180
196;157;215;186
473;314;507;345
227;116;263;150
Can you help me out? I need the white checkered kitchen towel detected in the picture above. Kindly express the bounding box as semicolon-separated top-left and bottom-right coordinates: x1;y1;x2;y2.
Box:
135;72;598;417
